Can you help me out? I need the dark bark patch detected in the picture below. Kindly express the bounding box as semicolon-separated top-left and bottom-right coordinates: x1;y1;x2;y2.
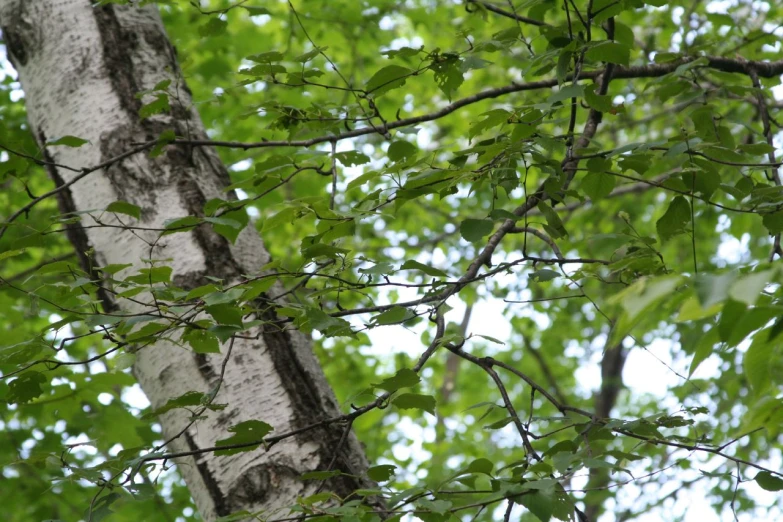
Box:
93;5;142;120
224;462;297;512
38;131;118;313
1;25;28;67
194;352;218;384
184;430;230;516
170;174;244;289
255;303;367;495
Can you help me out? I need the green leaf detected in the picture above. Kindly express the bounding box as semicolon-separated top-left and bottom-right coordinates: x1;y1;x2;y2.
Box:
365;65;412;96
469;109;510;140
688;329;717;377
762;211;783;234
301;243;350;260
126;321;169;342
206;211;248;244
294;47;326;63
183;327;221;354
388;141;417;162
400;260;447;278
656;196;691;243
46;135;89;147
359;262;395;276
586;41;631;65
7;372;46;404
744;331;773;395
392;393;436;415
335;150;370;166
375;368;420;392
247;51;284;63
242;6;271;16
728;269;775;306
105;200;141;219
465;458;494;475
694;272;736;308
215;420;273;456
371;306;409;326
460;218;494;242
547;84;583;105
382;46;423;59
142;391;207;419
430;54;463;100
300;470;341;481
518;491;554;522
368;464;397;482
304;308;353;337
0;248;26;262
125;266;172;285
205;304;244;327
529;269;559;282
584;84;613;112
164;215;203;233
755;472;783;492
198;18;228;37
581;171;615;200
537;202;567;238
149;129;176;157
139;93;170;119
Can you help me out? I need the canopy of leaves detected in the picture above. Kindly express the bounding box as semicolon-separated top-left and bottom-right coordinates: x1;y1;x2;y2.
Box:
1;0;783;521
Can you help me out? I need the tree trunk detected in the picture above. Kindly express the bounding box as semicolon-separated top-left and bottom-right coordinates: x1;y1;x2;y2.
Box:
0;1;371;520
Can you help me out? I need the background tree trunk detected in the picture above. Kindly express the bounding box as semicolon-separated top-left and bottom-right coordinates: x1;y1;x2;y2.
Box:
0;1;371;519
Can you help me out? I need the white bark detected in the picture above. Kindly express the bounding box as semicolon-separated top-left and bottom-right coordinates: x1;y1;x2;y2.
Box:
0;1;371;520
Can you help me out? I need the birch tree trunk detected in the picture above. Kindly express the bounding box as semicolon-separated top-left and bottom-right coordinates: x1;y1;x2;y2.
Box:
0;1;371;520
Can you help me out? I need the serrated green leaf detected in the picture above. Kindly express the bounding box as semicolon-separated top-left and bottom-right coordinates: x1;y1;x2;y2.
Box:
375;368;420;392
